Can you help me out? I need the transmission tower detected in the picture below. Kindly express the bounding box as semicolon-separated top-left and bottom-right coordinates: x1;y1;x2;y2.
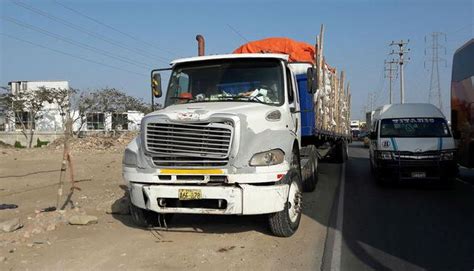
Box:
390;40;410;103
425;32;447;113
384;59;398;104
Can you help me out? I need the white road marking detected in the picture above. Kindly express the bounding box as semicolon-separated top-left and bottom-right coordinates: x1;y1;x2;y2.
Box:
330;163;346;271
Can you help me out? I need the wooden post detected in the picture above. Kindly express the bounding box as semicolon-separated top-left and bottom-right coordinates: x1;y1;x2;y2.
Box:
346;83;351;135
56;105;77;210
340;71;345;134
334;69;340;133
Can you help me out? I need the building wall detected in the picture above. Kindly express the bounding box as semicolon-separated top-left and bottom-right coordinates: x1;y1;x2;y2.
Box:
2;81;144;144
0;132;63;146
127;111;144;131
6;81;69;132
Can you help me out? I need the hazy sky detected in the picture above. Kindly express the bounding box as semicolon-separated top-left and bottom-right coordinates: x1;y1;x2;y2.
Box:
1;0;472;119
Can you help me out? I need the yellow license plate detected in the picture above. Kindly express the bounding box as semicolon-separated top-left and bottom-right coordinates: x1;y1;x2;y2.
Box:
178;189;202;200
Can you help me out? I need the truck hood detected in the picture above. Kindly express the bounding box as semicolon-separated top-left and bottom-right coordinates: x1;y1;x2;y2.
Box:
379;137;456;152
147;102;284;133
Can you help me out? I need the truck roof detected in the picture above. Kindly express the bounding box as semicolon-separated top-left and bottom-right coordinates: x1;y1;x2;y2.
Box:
374;103;445;120
170;53;290;65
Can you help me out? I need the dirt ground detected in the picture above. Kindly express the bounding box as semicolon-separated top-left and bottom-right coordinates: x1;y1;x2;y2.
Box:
0;143;338;271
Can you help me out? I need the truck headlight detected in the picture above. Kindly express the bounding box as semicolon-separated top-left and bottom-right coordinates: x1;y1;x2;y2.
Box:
440;151;455;161
249;149;285;166
377;151;393;160
123;148;138;166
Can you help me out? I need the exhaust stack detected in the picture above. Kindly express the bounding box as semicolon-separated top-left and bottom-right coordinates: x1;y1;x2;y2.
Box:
196;34;205;56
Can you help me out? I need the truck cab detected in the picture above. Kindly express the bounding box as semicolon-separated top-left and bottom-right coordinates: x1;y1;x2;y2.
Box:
123;54;317;237
369;103;458;184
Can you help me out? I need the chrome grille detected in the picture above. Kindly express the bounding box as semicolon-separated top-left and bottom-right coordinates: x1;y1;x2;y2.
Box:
146;122;233;167
393;151;440;161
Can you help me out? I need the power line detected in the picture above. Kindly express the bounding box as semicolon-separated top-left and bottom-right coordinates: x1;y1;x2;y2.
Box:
425;32;447;113
12;0;170;65
1;15;151;69
227;24;250;43
53;0;179;58
384;59;397;104
0;32;146;77
389;40;410;103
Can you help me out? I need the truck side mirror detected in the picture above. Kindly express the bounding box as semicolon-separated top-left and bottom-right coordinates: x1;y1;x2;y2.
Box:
369;131;377;140
151;72;162;98
306;67;318;94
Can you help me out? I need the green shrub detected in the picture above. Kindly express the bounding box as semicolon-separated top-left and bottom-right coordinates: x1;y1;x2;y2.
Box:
35;138;50;148
14;141;25;148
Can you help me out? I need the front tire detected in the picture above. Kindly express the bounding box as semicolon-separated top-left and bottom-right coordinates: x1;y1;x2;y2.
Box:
129;203;157;228
268;168;303;237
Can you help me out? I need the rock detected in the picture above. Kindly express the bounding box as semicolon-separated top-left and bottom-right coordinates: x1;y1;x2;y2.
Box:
0;256;6;262
0;218;23;233
31;228;42;234
68;215;98;225
46;224;56;231
106;198;130;215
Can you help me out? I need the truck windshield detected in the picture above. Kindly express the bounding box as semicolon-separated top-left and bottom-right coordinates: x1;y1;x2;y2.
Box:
380;118;451;138
164;59;284;107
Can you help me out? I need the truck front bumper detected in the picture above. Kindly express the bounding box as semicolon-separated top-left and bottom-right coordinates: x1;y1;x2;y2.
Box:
129;182;289;215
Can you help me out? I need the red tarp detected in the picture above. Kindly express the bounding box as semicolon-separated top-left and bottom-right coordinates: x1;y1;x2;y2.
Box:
233;37;316;63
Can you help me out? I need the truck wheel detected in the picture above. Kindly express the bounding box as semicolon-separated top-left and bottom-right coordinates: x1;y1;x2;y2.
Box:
303;156;318;192
129;203;157;228
268;169;303;237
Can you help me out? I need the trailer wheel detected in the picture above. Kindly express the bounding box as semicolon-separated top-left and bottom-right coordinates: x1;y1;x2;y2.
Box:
334;140;347;163
268;168;303;237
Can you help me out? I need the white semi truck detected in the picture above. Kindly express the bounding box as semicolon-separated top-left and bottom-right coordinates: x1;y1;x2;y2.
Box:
123;36;350;237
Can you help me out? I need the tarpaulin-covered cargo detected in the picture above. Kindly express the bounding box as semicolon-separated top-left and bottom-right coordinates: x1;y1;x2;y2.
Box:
233;36;351;137
233;37;316;63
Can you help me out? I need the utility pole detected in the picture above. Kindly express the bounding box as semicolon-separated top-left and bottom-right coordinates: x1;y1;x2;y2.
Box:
425;32;447;113
384;59;398;104
390;40;410;103
367;92;374;111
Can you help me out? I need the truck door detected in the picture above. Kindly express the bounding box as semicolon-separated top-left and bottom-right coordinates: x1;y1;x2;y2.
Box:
286;67;301;144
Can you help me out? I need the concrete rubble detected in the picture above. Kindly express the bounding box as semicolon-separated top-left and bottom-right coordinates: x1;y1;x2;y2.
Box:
48;132;137;152
68;215;98;225
0;218;23;233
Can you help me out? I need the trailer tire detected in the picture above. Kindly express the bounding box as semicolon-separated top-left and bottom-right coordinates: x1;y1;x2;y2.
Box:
334;140;348;163
268;168;303;237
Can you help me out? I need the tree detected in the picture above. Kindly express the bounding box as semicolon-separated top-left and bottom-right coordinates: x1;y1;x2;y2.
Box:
4;87;53;148
74;88;150;133
0;86;9;131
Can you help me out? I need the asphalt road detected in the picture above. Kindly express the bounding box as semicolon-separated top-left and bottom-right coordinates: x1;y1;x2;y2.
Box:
324;142;474;271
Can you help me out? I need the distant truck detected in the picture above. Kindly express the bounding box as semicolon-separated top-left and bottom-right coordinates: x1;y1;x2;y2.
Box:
123;32;351;237
369;103;457;184
451;39;474;168
350;120;360;138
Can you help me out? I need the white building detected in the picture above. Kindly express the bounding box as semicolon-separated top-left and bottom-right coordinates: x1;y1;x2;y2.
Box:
1;80;144;145
6;80;69;132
